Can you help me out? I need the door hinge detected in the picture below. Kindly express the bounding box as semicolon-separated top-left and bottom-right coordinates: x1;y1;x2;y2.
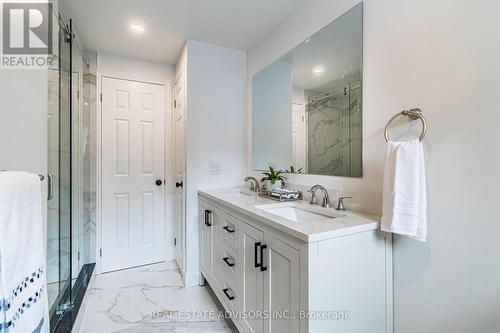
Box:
77;90;80;100
78;251;80;261
174;100;177;108
99;248;102;257
100;93;102;102
174;238;177;246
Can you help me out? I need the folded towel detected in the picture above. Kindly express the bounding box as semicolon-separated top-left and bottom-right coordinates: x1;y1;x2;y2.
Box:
0;171;49;333
381;139;427;241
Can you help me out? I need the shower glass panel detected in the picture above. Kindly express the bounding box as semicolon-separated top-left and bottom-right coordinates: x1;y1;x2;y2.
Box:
307;81;362;177
71;38;83;295
71;43;96;303
47;13;96;332
81;50;97;267
47;15;72;330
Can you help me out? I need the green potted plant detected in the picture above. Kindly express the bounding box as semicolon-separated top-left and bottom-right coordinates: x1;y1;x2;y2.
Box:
261;166;287;191
285;166;303;174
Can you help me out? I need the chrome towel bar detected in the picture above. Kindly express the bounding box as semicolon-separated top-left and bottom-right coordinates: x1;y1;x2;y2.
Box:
384;108;427;142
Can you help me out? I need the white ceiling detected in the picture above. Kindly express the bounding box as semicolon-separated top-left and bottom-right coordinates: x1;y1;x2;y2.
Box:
59;0;303;64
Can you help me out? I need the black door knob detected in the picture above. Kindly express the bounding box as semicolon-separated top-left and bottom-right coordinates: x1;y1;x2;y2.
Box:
156;180;163;186
175;181;183;188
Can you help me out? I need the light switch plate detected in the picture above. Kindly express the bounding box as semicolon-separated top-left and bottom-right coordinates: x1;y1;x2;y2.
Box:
209;161;221;175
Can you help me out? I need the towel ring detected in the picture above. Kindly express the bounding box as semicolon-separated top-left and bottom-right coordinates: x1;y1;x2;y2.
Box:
384;108;427;143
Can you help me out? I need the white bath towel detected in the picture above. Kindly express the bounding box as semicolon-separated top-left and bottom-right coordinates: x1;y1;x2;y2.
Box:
0;171;49;333
381;139;427;241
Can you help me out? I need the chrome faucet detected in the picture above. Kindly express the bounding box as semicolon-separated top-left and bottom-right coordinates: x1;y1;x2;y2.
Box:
336;196;352;211
244;176;260;193
309;185;331;208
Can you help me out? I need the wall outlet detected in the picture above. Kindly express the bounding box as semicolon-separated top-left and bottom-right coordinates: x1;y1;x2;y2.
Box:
209;161;221;175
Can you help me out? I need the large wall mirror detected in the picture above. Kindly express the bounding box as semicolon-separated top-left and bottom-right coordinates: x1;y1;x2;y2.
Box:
252;2;363;177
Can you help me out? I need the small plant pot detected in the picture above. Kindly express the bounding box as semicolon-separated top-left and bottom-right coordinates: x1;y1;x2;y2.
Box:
265;180;282;192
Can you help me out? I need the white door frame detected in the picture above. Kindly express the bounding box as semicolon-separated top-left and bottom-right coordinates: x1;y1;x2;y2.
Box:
96;70;173;274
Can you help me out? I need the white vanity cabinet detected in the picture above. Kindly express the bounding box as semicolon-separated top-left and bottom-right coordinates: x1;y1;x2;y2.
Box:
199;201;223;289
198;192;393;333
263;233;300;333
239;222;264;333
238;222;300;333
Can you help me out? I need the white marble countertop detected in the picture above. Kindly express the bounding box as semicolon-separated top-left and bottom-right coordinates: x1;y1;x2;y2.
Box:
199;188;381;243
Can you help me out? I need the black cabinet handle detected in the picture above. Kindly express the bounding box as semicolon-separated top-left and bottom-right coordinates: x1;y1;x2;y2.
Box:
254;242;261;268
155;179;163;186
204;210;212;226
223;226;235;233
223;257;235;267
260;244;267;272
223;288;234;301
175;181;183;188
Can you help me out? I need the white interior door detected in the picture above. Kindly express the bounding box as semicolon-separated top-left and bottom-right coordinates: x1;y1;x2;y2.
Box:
101;77;165;272
173;70;185;273
292;101;307;172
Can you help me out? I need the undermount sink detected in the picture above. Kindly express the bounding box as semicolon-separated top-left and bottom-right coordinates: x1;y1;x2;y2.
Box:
254;202;344;223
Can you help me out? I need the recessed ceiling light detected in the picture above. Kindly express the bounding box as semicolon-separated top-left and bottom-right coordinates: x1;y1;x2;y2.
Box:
129;24;145;33
312;66;325;75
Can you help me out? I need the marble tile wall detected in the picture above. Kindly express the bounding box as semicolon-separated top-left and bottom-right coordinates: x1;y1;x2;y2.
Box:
306;83;362;177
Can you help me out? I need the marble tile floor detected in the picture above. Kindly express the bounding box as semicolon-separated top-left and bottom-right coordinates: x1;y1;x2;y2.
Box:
75;261;238;333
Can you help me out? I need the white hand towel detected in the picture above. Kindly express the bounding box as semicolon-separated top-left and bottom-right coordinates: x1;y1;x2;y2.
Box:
0;171;49;333
381;139;427;241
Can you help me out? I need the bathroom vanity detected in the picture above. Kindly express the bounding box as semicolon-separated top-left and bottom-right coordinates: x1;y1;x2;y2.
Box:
198;189;392;333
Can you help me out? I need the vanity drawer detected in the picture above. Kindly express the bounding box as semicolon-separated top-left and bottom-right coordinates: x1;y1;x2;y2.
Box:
220;241;239;284
220;213;239;249
220;279;238;311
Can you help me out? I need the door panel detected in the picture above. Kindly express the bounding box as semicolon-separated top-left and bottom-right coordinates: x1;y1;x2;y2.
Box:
101;77;165;272
263;234;300;333
292;101;307;172
240;223;264;333
199;202;212;276
173;69;185;273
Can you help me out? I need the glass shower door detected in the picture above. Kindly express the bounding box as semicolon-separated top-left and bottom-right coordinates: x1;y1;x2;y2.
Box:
47;17;72;330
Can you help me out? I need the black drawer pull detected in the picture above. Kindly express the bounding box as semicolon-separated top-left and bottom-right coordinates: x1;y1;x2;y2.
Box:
255;242;261;268
204;210;212;226
260;244;267;272
223;226;235;233
223;288;234;300
223;257;235;267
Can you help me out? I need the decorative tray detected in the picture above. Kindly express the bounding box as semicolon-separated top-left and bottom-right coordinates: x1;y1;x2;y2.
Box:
258;189;303;202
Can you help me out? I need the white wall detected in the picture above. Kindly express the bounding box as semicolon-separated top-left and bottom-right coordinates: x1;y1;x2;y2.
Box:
0;71;48;175
184;40;247;286
252;60;293;170
97;52;174;83
96;52;175;264
247;0;500;332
